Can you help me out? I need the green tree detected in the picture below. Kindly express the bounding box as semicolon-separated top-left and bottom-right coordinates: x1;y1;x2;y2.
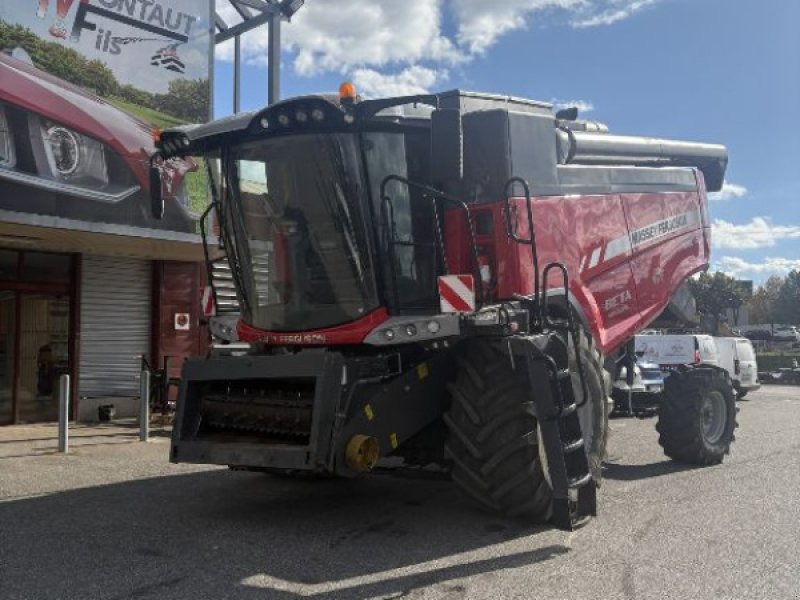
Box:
153;78;210;122
688;271;747;334
747;275;783;326
773;270;800;325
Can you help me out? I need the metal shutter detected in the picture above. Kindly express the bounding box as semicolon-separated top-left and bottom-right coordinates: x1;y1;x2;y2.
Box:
79;256;151;397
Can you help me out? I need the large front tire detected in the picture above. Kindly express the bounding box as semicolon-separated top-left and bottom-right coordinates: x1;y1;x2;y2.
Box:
656;366;737;465
444;330;609;520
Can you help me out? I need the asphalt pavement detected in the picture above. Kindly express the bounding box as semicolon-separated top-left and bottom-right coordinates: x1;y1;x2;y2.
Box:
1;386;798;600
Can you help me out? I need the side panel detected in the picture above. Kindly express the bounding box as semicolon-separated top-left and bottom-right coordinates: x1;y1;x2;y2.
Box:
519;195;641;354
621;186;708;331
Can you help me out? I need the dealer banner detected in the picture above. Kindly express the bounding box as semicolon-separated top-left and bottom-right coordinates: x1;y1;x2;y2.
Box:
0;0;213;234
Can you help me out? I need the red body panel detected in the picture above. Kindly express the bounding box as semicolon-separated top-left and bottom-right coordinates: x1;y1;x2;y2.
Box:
238;308;390;345
444;173;710;355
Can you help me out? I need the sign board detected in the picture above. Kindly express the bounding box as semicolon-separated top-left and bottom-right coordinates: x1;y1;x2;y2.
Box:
0;0;213;236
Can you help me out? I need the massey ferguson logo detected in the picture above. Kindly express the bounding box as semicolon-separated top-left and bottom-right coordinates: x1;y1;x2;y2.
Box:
36;0;197;68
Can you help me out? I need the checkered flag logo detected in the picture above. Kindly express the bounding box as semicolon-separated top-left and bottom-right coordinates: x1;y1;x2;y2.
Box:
151;44;186;74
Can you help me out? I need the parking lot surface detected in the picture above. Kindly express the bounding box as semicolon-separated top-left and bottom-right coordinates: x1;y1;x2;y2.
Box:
1;386;798;600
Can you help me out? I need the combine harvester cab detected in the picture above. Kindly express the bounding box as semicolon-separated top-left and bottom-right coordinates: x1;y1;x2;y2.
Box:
151;85;735;530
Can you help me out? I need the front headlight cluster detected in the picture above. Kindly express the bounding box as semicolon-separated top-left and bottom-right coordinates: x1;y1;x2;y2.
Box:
0;101;139;202
41;120;108;185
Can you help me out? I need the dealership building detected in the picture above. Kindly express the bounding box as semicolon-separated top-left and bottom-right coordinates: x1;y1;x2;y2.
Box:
0;216;208;425
0;2;216;425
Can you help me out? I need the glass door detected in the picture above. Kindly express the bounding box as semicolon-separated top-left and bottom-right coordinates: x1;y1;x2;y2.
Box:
15;294;70;423
0;291;14;425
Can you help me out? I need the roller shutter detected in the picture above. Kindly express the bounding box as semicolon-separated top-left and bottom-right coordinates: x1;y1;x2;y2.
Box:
79;256;151;397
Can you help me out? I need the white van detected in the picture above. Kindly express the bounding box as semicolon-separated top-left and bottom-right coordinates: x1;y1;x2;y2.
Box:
634;334;720;367
714;337;760;399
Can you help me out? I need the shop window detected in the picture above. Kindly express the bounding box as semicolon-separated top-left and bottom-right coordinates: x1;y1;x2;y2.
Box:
22;252;71;283
0;250;18;280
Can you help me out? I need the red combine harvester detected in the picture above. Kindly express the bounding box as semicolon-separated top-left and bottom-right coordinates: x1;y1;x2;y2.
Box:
151;85;735;529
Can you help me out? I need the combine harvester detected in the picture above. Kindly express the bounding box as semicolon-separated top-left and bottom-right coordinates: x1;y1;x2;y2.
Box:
151;84;735;529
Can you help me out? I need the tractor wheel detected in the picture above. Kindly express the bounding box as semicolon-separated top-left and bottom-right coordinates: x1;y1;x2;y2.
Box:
444;328;610;520
656;366;737;465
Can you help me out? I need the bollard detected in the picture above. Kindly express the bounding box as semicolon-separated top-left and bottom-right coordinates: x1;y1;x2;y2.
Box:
58;374;70;453
140;369;150;442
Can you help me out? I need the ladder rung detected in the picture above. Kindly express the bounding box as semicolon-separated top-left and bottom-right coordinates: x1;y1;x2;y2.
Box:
569;473;592;489
563;439;584;453
561;403;577;416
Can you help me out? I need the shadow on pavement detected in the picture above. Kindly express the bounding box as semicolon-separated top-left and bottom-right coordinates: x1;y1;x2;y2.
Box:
603;459;698;481
0;468;568;599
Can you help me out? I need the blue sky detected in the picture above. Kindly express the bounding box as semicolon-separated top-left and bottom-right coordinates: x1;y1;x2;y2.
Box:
213;0;800;284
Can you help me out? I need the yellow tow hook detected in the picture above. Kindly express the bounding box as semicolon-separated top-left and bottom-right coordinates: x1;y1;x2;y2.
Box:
345;434;380;472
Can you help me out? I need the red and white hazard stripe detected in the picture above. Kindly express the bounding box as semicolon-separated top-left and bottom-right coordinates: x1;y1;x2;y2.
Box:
201;285;215;317
438;274;476;313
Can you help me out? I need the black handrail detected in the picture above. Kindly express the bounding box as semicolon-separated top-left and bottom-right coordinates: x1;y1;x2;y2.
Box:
503;177;540;309
542;262;589;408
379;175;483;309
198;201;220;315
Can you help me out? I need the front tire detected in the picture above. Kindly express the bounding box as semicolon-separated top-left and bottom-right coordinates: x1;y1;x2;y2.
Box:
444;329;609;520
656;366;737;465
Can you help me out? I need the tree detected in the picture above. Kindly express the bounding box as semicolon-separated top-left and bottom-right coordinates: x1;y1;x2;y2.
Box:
688;271;747;334
154;78;210;122
747;275;783;326
773;270;800;325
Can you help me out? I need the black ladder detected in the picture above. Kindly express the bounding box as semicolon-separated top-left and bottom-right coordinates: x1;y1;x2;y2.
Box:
509;335;596;530
503;176;595;529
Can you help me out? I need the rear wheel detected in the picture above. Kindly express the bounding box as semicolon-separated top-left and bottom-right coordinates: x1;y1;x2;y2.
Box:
656;366;737;465
444;329;609;520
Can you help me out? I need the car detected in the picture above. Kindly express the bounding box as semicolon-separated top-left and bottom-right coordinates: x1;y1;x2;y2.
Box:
744;329;772;341
612;353;665;415
772;326;800;343
714;337;760;399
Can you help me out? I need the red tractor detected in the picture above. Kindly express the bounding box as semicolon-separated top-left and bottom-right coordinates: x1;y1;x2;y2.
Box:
152;85;736;529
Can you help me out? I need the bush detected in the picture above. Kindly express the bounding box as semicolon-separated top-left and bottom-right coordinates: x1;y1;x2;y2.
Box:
756;353;800;371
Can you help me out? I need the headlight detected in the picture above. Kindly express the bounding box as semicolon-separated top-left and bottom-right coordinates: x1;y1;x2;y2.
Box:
0;101;138;203
42;120;108;185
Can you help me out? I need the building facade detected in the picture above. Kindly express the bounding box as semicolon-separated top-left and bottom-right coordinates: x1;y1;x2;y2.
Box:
0;228;207;425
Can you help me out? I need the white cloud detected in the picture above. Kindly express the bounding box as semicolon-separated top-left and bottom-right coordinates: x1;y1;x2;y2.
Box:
712;217;800;250
709;180;748;202
715;256;800;279
449;0;584;55
572;0;660;28
217;1;460;76
552;98;595;113
352;66;446;98
216;0;668;94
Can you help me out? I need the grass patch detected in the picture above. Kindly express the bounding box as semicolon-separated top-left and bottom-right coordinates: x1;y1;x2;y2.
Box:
185;158;210;217
106;97;186;129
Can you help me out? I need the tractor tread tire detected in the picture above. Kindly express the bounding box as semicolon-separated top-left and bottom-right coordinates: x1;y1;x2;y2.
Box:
656;365;738;465
445;329;609;521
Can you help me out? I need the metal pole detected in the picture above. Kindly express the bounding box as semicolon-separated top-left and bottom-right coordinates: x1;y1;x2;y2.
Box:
268;13;281;105
140;370;150;442
58;374;70;453
233;34;241;113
